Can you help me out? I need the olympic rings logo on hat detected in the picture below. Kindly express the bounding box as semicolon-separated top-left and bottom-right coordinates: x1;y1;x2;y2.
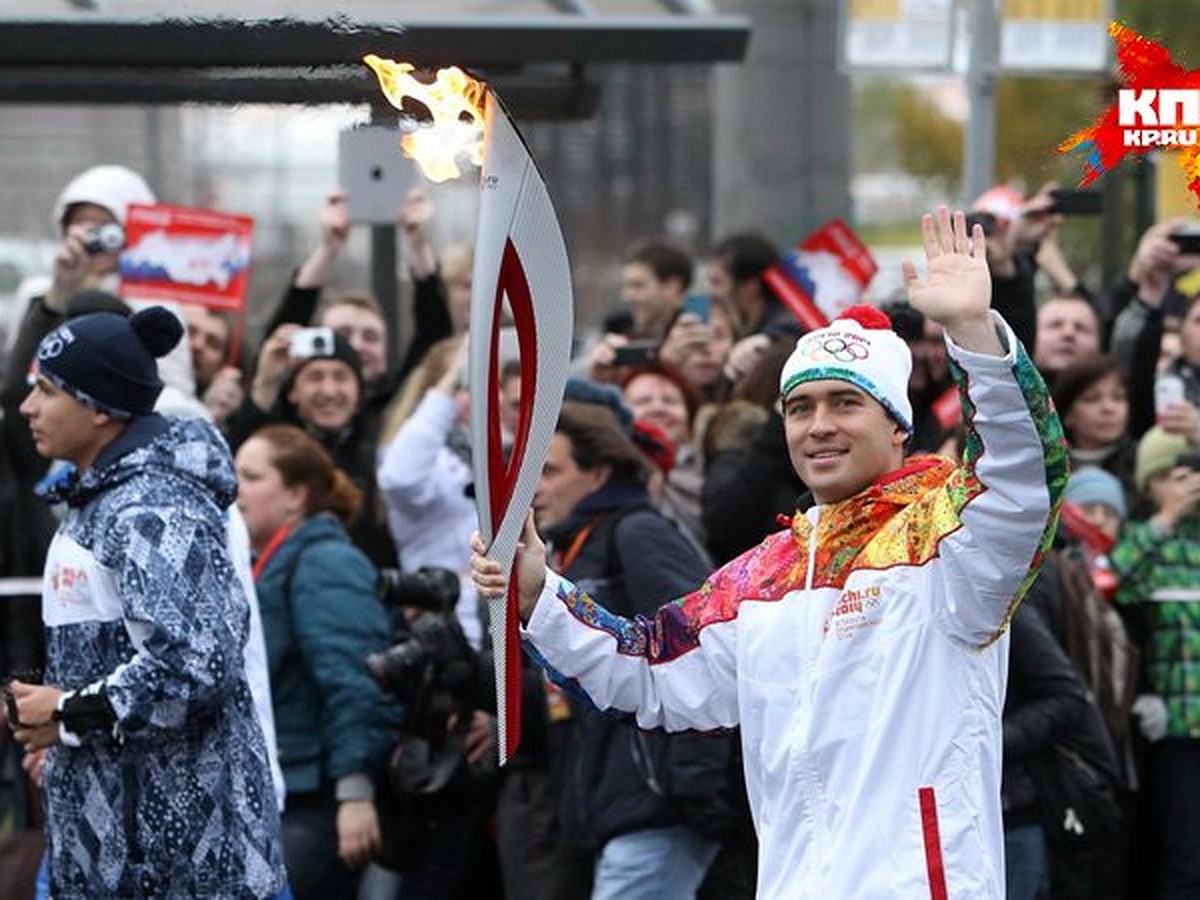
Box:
37;326;75;361
801;335;870;364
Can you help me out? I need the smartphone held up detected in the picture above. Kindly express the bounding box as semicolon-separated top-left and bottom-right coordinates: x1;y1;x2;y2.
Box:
612;341;660;367
1047;189;1102;216
1156;373;1187;418
1169;228;1200;256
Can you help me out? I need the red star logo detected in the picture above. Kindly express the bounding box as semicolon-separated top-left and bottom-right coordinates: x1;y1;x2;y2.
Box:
1060;22;1200;205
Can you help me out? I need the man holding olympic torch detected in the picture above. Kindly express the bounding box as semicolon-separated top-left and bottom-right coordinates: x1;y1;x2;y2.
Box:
472;207;1067;898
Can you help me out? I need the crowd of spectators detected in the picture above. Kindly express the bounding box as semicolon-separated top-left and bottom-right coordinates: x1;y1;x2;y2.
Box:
2;162;1200;900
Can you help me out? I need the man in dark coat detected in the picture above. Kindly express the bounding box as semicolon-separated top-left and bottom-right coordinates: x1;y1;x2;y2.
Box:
530;401;738;899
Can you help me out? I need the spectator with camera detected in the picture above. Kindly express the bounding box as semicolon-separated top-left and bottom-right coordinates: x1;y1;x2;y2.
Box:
14;164;152;318
264;189;458;430
1111;426;1200;897
368;562;502;900
585;238;694;385
374;334;510;900
969;183;1089;355
234;424;398;900
1108;220;1200;442
225;324;394;567
656;296;741;405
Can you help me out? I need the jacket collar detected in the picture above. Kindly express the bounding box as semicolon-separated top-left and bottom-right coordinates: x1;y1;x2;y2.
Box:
544;475;651;547
796;454;955;542
38;413;171;506
91;413;170;472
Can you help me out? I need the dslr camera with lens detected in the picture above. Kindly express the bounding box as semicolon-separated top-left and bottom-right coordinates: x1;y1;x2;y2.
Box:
367;567;496;871
367;566;476;703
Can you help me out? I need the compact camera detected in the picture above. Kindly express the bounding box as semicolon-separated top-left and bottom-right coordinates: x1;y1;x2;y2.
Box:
83;223;126;255
289;326;335;359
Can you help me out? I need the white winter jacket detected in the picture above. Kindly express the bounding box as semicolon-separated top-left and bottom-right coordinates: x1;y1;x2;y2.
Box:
523;316;1067;899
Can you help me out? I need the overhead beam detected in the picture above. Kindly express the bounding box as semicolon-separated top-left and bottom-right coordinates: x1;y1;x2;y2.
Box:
0;67;601;118
0;16;751;68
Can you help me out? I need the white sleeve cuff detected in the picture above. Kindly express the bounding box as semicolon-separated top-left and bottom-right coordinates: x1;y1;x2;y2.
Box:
335;773;376;803
521;569;565;637
55;694;82;748
943;310;1018;368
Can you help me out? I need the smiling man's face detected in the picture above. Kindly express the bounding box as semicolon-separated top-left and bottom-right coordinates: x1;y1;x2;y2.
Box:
783;380;907;504
287;359;360;431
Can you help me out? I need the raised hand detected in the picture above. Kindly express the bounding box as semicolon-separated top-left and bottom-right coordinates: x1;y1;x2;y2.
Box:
399;186;437;279
295;192;351;289
250;324;300;412
202;366;245;423
1130;217;1188;308
45;226;93;313
320;191;351;250
1154;465;1200;530
398;185;434;236
902;206;1001;356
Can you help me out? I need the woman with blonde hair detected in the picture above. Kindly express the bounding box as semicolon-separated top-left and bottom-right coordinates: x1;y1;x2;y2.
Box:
235;424;399;900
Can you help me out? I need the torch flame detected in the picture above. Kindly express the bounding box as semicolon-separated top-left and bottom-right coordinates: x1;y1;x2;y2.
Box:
364;54;488;183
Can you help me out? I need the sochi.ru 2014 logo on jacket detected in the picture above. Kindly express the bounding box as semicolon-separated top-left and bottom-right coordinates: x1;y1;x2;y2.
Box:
825;584;884;639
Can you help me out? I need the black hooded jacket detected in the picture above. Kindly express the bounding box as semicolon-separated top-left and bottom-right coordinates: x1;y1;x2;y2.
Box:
543;475;738;848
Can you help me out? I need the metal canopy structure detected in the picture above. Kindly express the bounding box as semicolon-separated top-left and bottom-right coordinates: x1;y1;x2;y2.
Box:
0;2;752;352
0;8;750;118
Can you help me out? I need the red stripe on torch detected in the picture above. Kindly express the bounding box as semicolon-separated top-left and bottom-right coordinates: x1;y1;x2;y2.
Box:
486;237;538;759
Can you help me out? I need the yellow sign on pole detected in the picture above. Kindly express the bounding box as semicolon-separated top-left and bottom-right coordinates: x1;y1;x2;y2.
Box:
841;0;953;72
1003;0;1104;20
1000;0;1111;71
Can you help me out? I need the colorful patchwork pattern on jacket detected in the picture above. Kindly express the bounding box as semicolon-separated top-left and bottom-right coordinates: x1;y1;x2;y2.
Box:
551;340;1067;664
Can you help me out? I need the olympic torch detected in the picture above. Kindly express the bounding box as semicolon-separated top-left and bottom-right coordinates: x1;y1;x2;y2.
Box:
366;58;573;764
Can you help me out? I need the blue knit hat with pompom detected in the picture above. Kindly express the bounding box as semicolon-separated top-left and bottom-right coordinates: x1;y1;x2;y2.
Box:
35;306;183;419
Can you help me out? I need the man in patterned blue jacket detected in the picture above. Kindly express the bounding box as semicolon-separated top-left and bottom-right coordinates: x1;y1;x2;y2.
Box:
9;306;286;898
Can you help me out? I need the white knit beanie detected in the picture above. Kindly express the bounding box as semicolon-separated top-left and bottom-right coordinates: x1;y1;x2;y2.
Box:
51;164;156;232
779;305;914;433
